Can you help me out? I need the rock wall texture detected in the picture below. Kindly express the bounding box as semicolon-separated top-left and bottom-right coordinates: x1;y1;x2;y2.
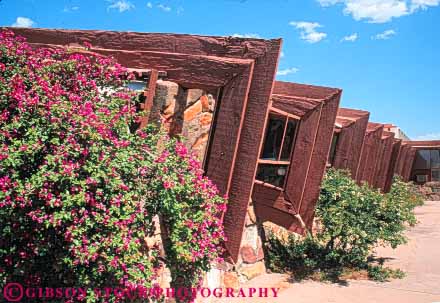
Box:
418;182;440;201
145;80;267;292
150;80;216;164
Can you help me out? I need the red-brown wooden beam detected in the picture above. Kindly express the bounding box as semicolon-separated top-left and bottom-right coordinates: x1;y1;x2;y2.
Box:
298;92;341;232
139;69;159;128
19;42;254;91
253;81;341;234
357;123;384;185
395;143;410;178
332;108;370;179
225;41;281;262
374;131;395;191
384;138;402;192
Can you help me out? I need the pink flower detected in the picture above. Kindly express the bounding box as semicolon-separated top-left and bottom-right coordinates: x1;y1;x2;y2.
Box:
175;142;188;158
163;181;174;189
110;256;119;268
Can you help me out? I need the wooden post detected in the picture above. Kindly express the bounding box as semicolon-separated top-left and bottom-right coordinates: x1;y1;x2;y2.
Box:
140;69;159;128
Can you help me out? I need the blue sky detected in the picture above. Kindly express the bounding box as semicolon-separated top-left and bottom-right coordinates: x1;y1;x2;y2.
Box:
1;0;439;139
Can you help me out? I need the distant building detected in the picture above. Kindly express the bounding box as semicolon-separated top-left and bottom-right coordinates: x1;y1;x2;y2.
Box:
383;124;411;141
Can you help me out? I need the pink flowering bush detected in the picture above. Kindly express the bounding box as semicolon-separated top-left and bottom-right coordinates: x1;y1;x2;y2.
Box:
0;30;226;302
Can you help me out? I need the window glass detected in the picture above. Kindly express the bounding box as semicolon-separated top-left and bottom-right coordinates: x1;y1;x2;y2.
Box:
413;150;431;170
280;119;298;161
430;150;440;169
256;164;289;187
126;81;147;91
432;170;440;182
260;114;286;160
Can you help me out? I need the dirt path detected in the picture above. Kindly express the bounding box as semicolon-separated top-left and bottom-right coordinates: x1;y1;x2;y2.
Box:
221;200;440;303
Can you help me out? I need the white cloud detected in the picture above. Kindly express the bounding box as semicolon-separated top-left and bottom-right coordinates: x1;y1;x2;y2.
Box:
372;29;396;39
107;0;134;12
280;51;285;58
232;33;261;39
276;67;300;76
414;133;440;140
289;21;327;43
157;4;171;11
147;2;153;8
318;0;343;5
345;0;408;23
410;0;440;11
317;0;439;23
11;17;35;28
63;6;80;12
341;32;359;41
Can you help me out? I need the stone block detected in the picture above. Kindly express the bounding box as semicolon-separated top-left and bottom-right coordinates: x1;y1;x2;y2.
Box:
184;100;202;122
223;272;240;289
200;95;210;112
240;245;257;264
216;261;234;272
207;94;216;111
191;132;209;149
200;112;213;126
242;225;259;251
247;204;257;225
186;89;204;105
154;80;179;109
239;261;266;280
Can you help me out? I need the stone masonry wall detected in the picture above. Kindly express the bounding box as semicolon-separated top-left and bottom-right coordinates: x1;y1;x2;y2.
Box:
418;182;440;201
150;80;216;164
145;81;267;294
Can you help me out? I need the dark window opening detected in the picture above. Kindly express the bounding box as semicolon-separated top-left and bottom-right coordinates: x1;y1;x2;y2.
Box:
431;150;440;169
261;114;286;160
412;149;440;183
328;132;340;167
256;112;299;188
256;164;289;188
432;169;440;182
280;119;298;161
413;150;431;170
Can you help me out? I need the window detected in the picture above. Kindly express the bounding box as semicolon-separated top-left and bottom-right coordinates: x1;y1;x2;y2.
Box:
126;80;147;91
432;170;440;182
256;112;299;188
413;149;440;170
431;150;440;169
328;132;340;166
416;174;428;183
412;149;440;183
413;150;431;170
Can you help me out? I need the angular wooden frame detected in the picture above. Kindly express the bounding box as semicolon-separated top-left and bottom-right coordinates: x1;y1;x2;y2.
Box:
252;81;341;234
373;131;395;191
332;108;370;179
8;27;282;262
384;138;402;192
357;122;384;185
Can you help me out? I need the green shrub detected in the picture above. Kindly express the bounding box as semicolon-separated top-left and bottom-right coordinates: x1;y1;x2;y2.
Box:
266;169;423;282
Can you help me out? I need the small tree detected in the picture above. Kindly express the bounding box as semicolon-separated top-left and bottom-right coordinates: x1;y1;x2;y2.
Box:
0;30;226;302
266;169;423;281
